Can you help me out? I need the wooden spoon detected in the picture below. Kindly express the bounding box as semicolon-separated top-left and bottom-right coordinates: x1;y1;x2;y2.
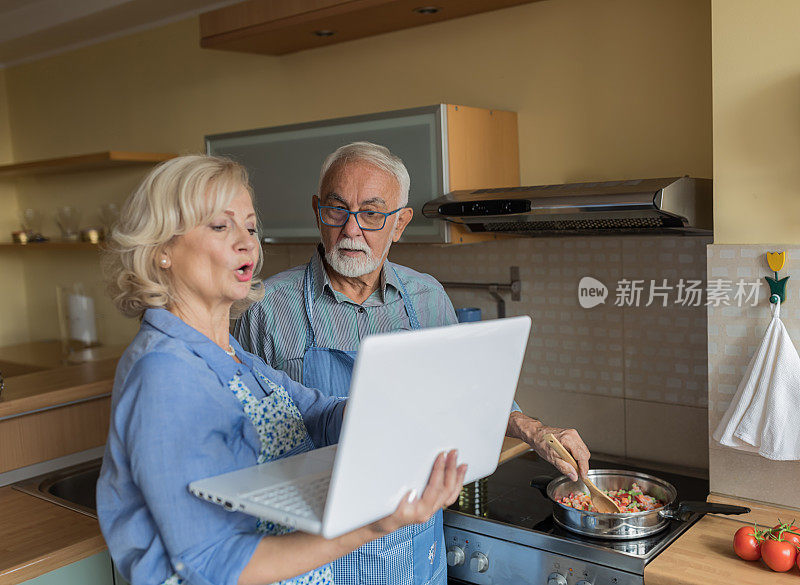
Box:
544;433;621;513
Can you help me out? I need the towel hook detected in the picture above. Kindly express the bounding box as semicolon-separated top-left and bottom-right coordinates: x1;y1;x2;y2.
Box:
765;252;789;304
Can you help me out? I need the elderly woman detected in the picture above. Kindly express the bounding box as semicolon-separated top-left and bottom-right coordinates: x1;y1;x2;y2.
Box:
96;155;466;585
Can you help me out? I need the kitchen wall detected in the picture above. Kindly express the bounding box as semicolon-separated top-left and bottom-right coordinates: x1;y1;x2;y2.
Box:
258;235;712;469
0;70;10;162
0;1;713;467
709;0;800;508
712;0;800;246
0;68;28;346
0;0;712;348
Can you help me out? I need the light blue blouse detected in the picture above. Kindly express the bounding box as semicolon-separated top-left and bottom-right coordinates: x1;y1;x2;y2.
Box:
97;308;346;585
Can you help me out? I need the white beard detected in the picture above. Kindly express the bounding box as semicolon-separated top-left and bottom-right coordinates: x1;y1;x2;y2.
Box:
325;226;396;278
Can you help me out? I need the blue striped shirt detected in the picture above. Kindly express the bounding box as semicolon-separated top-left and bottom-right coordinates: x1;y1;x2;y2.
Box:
234;247;459;382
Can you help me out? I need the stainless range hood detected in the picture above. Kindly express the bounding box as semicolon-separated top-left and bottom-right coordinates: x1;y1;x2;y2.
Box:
422;177;712;236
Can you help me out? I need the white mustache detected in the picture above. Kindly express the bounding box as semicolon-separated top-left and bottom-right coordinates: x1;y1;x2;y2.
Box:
334;238;371;254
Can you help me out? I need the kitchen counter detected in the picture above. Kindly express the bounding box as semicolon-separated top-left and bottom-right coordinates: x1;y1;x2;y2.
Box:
0;487;105;585
0;340;125;374
499;437;530;463
645;495;800;584
0;357;117;421
0;352;118;475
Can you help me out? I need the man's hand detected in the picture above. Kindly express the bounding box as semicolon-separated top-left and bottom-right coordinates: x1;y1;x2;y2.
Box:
506;412;591;481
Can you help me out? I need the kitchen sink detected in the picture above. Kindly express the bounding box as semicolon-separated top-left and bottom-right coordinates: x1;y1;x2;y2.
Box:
13;459;101;518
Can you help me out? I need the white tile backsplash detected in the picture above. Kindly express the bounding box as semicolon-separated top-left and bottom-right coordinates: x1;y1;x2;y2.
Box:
393;235;713;462
625;401;709;468
259;235;712;464
517;388;627;458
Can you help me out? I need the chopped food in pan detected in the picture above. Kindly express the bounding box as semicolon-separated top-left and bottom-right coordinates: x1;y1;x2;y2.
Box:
557;482;665;513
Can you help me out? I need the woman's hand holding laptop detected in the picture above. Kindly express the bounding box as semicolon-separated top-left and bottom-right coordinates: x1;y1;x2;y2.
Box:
368;450;467;537
239;450;466;585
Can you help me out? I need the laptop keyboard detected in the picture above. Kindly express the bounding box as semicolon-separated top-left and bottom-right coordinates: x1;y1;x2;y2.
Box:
243;474;331;519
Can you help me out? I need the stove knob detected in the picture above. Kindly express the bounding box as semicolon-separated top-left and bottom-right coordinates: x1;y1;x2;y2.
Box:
469;552;489;573
547;573;567;585
446;546;465;567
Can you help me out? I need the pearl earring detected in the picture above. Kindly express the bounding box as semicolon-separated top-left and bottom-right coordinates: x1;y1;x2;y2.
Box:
160;258;168;266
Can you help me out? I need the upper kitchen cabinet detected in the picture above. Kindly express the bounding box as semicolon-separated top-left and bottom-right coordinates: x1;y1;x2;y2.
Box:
207;104;519;243
199;0;540;55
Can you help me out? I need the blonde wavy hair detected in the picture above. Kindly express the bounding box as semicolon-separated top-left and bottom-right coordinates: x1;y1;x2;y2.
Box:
104;155;264;319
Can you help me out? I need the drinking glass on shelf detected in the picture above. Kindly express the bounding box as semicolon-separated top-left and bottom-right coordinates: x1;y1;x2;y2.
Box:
98;203;120;234
19;208;43;235
56;283;100;357
55;206;81;241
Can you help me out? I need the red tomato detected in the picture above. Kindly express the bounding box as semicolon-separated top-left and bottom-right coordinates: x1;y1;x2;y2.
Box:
733;526;762;561
761;539;797;572
772;524;800;549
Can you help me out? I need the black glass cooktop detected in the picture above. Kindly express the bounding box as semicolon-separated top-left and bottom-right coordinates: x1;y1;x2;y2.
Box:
446;453;710;559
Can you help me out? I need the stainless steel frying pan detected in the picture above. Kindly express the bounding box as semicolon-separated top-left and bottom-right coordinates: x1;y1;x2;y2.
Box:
531;469;749;540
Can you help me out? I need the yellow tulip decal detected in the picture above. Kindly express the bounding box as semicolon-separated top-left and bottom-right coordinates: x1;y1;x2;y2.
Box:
767;252;786;272
765;251;789;304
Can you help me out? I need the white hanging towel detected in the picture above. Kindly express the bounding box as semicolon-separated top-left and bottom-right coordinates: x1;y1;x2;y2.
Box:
712;300;800;460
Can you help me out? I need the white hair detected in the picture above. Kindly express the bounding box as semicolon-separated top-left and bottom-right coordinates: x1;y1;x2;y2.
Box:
318;141;410;207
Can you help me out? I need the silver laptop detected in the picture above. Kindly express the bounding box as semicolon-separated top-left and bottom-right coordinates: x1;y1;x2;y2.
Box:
189;316;531;538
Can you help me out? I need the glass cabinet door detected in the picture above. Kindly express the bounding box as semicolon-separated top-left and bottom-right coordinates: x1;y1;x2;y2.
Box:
206;105;448;242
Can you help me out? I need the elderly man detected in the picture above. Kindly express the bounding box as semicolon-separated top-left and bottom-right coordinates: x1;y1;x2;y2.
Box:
234;142;590;585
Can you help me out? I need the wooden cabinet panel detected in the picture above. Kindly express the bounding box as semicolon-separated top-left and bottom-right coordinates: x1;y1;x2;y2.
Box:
446;105;519;192
200;0;541;55
0;398;110;474
200;0;351;38
445;104;519;244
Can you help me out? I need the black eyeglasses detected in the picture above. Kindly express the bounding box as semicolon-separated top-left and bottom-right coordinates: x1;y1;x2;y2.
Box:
317;204;403;231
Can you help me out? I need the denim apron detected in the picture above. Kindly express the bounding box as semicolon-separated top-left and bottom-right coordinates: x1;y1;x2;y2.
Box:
301;262;446;585
161;367;332;585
